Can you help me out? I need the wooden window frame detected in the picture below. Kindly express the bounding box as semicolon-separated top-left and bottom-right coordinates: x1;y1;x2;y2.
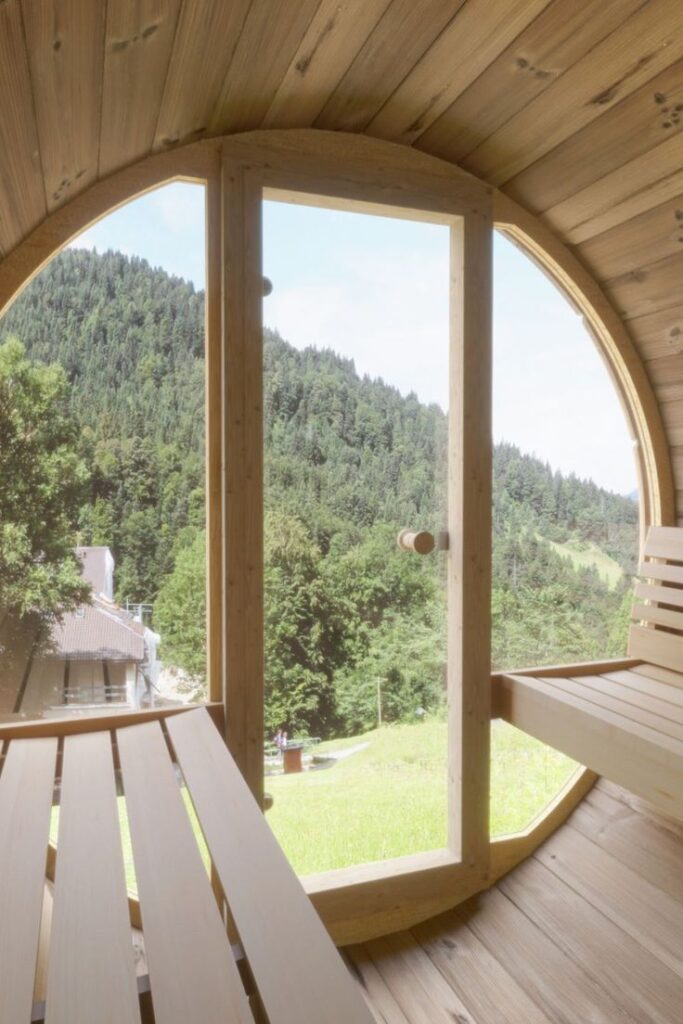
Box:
0;129;673;945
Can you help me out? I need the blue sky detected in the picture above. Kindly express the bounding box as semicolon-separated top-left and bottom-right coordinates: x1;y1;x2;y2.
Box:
71;183;637;495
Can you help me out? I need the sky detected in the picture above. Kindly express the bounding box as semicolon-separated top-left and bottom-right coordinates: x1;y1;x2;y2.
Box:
70;182;637;496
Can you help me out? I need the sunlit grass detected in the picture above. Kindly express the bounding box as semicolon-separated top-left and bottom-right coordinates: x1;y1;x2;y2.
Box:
266;718;578;875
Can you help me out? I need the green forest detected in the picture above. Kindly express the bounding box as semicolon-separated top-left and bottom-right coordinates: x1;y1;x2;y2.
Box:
0;247;639;737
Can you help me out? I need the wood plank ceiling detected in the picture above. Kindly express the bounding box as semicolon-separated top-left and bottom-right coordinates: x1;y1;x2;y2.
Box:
1;0;682;509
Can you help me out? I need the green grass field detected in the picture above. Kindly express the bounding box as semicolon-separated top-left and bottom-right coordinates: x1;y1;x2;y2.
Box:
545;536;623;589
50;719;577;887
266;719;577;876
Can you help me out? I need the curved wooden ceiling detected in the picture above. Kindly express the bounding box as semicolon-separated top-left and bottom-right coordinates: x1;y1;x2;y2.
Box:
1;0;682;507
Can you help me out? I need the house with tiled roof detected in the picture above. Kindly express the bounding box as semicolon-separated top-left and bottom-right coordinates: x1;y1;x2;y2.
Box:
20;547;159;716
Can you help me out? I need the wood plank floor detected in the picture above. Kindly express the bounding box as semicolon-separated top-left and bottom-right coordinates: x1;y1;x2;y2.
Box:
346;780;683;1024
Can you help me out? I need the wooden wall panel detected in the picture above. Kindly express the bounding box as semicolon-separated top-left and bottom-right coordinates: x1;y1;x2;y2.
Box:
365;0;551;146
544;135;683;244
208;0;320;134
578;198;683;283
262;0;393;130
22;0;105;211
0;0;46;255
605;252;683;322
99;0;183;176
417;0;641;166
631;306;683;362
464;1;683;186
505;57;683;215
315;0;465;134
153;0;251;148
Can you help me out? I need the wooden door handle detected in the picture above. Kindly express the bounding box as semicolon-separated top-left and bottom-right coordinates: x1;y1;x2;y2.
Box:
397;529;435;555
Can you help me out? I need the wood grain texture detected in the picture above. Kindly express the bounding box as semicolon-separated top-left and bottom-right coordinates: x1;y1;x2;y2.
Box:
209;0;320;134
168;708;376;1023
461;887;636;1024
607;251;683;322
448;203;492;866
153;0;251;148
418;0;641;165
315;0;466;134
46;731;140;1024
548;142;683;245
537;823;683;980
352;787;683;1023
504;55;683;215
263;0;393;130
414;910;554;1024
117;718;255;1024
22;0;105;210
100;0;183;175
501;856;683;1023
578;196;683;284
221;154;265;805
0;736;57;1023
366;0;550;146
465;0;683;186
499;671;683;818
545;134;683;244
0;0;46;255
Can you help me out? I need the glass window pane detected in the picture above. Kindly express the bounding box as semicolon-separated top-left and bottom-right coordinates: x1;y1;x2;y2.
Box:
0;182;209;722
262;197;451;874
490;231;639;836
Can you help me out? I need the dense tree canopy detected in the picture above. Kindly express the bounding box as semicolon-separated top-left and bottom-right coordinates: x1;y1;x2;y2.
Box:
1;247;639;736
0;337;89;618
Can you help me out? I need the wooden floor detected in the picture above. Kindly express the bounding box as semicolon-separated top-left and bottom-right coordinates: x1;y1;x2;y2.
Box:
346;779;683;1024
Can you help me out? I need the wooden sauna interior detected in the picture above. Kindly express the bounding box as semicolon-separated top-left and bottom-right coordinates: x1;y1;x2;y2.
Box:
1;1;683;1020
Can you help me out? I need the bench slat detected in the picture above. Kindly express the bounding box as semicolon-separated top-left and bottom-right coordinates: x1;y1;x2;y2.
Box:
604;669;683;707
46;731;140;1024
0;737;57;1023
117;719;254;1024
630;662;683;689
167;708;375;1024
537;675;683;741
643;526;683;562
498;674;683;819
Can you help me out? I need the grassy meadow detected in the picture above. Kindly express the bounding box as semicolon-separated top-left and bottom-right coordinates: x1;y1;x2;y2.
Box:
266;718;578;876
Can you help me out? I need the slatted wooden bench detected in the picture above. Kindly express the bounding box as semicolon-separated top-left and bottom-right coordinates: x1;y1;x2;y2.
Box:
496;526;683;821
0;707;374;1023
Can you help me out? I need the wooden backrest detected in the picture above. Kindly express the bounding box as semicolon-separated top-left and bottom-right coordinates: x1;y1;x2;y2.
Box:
629;526;683;673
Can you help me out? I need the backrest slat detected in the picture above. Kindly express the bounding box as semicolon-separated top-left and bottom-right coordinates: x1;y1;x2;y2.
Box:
638;561;683;586
642;526;683;561
629;527;683;673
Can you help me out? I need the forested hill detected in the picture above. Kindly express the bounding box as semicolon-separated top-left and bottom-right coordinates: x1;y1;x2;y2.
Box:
0;246;639;732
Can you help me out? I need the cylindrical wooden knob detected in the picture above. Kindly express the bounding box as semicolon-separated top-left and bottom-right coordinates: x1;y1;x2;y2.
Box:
397;529;435;555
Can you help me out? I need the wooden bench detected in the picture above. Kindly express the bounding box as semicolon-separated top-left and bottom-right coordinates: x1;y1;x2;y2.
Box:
496;526;683;821
0;707;374;1023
